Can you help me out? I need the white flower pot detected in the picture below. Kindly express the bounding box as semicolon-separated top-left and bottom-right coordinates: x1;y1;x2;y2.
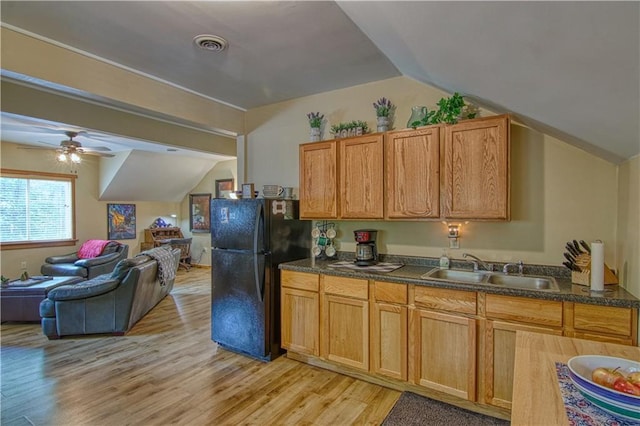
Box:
377;116;390;132
310;127;321;142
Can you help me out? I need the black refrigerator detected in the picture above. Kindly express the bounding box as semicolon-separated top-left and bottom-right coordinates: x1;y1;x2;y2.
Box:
210;198;311;361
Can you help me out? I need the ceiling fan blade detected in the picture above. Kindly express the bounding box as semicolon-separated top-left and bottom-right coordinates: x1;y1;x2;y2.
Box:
83;151;115;158
82;146;112;152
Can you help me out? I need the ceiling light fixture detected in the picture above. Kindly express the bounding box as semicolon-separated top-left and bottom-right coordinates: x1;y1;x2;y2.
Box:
57;150;81;164
193;34;228;52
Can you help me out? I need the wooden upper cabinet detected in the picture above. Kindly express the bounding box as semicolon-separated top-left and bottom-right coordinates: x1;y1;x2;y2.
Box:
385;127;441;219
443;115;510;220
300;141;338;219
339;134;384;219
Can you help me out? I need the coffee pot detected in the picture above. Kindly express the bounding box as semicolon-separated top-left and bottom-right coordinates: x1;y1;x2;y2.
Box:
354;229;378;266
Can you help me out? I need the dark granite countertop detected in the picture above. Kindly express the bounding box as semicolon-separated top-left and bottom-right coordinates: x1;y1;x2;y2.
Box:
279;255;640;309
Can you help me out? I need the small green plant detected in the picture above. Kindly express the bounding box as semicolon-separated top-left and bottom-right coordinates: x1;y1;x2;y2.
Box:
306;112;324;128
355;120;369;133
373;97;393;117
410;93;477;128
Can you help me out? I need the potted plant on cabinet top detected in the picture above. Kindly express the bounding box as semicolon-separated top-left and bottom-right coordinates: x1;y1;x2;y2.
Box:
373;97;394;132
408;93;477;129
307;112;324;141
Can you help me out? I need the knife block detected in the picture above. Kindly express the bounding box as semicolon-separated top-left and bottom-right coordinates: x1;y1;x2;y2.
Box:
571;253;618;286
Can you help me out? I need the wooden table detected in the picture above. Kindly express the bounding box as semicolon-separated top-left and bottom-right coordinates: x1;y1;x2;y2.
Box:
1;276;83;322
511;331;640;425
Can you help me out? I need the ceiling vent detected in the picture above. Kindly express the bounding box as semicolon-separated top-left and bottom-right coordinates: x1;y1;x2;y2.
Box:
193;34;228;52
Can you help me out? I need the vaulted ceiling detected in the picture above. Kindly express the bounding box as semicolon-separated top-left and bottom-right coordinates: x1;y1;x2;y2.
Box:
1;1;638;168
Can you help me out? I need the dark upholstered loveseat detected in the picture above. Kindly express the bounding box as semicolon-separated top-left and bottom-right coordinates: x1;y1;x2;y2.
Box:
39;248;180;339
41;242;129;280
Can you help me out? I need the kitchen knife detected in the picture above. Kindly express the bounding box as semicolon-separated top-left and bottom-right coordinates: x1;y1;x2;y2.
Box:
579;240;591;254
565;243;579;257
573;240;583;254
564;252;576;264
562;261;580;271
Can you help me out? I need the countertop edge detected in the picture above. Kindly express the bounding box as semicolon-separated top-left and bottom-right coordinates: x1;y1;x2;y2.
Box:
280;260;640;309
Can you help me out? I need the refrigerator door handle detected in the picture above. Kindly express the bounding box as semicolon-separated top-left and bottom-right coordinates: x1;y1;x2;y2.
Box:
254;254;264;302
253;202;264;254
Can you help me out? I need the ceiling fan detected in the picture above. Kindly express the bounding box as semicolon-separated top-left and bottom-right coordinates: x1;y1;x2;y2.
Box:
19;130;115;163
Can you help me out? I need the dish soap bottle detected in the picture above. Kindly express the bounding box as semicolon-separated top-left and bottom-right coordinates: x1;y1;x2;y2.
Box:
439;250;450;269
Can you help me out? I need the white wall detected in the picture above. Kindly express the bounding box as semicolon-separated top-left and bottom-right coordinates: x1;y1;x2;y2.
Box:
245;76;621;269
0;142;180;278
179;159;237;267
617;155;640;302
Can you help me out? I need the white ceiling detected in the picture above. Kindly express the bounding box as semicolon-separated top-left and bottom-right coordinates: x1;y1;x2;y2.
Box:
1;1;638;167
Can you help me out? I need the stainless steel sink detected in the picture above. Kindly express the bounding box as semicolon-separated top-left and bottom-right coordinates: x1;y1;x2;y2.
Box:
421;268;490;283
486;274;559;291
420;268;559;292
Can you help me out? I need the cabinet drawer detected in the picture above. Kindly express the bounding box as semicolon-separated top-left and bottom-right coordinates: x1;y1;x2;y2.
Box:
281;271;319;292
323;275;368;300
572;303;633;337
413;286;476;315
374;281;407;304
485;294;562;327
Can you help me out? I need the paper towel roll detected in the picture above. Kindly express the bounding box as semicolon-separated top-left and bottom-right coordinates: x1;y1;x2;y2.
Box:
590;241;605;292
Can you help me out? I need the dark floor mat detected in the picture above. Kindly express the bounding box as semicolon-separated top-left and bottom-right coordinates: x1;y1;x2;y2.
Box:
382;392;510;426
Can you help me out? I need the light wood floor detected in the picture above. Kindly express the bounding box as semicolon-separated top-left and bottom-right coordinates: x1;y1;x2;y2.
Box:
1;268;400;426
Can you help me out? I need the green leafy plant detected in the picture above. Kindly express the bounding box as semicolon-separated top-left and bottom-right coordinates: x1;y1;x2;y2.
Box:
355;120;369;133
373;97;393;117
306;112;324;129
410;93;477;128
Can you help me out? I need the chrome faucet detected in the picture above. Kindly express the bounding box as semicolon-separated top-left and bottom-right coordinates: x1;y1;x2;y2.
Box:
503;260;524;275
462;253;492;272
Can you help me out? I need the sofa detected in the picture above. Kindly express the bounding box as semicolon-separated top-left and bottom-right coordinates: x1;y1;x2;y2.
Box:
41;241;129;280
39;247;180;339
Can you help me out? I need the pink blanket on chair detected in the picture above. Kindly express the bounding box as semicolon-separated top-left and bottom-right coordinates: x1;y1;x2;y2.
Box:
78;239;112;259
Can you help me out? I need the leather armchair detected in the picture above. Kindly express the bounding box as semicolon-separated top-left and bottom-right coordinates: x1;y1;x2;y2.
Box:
41;242;129;280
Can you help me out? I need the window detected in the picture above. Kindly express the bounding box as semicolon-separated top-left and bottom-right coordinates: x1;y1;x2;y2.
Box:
0;169;77;249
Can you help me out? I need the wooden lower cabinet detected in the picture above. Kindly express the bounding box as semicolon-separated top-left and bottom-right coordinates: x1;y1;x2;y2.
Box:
322;294;369;370
281;271;320;356
483;320;562;409
564;302;638;346
410;308;477;401
371;302;408;380
281;272;638;418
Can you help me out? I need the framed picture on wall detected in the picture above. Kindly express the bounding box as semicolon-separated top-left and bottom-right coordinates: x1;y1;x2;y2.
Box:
107;203;136;240
215;178;234;199
189;193;211;233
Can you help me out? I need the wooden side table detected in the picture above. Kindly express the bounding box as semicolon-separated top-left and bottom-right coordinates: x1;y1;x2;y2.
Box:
1;276;83;322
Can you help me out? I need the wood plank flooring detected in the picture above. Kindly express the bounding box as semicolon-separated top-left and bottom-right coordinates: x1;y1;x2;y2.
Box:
1;268;400;426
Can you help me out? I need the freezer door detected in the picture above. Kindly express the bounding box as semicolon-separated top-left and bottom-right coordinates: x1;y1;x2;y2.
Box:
211;199;264;252
211;249;269;359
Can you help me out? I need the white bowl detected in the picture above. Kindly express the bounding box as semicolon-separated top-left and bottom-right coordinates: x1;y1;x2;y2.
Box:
567;355;640;421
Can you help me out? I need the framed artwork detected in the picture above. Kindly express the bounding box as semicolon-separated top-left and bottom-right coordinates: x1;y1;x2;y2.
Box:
215;178;234;199
190;193;211;233
107;203;136;240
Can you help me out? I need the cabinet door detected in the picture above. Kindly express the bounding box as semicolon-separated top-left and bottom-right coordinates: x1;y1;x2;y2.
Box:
443;115;510;220
484;320;562;410
410;308;476;400
281;287;319;356
339;135;384;219
385;127;441;219
371;302;408;381
299;141;338;219
322;294;369;370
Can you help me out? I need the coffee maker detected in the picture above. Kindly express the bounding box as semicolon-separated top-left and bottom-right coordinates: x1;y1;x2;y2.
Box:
354;229;378;266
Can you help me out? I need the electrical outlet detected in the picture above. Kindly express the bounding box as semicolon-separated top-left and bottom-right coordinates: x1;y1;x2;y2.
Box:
21;261;27;270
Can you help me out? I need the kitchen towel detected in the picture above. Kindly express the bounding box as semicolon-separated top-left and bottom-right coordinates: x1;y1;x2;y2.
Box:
328;261;404;273
590;241;605;292
555;362;637;426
